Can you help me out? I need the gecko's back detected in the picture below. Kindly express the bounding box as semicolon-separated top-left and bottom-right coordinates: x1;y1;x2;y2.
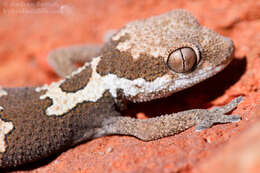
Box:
0;87;119;168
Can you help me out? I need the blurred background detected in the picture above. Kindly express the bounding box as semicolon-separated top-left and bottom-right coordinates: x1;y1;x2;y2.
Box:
0;1;259;173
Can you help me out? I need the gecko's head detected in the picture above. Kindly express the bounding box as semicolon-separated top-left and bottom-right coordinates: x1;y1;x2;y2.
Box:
97;9;234;102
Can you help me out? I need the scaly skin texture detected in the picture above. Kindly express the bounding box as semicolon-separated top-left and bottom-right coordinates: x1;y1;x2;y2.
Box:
0;10;242;169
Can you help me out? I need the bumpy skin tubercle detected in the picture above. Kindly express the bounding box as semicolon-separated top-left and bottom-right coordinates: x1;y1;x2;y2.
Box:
0;9;242;169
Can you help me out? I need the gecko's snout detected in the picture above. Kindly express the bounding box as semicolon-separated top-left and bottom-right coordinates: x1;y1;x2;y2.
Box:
218;36;235;67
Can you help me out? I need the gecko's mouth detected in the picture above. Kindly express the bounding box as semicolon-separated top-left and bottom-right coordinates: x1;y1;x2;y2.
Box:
169;61;230;93
130;58;232;103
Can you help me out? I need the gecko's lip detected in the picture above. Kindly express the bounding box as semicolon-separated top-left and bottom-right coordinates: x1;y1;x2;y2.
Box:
168;60;231;94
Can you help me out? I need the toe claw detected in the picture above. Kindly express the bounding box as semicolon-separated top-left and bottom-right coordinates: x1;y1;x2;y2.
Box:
228;115;242;122
233;96;244;104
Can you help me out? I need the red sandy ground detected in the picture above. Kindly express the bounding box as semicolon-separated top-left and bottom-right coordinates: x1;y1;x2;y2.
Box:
0;0;259;173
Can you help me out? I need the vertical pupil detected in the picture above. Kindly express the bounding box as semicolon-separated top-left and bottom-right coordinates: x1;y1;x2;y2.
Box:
179;49;186;71
181;47;196;72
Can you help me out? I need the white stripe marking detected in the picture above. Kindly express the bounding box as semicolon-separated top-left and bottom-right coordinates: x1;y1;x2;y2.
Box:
36;57;173;116
0;119;13;153
0;88;7;97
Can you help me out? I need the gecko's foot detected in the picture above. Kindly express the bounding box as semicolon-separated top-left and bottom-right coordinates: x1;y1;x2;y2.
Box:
195;96;244;131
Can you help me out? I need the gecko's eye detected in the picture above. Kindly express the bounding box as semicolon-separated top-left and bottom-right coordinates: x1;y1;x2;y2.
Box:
167;47;197;73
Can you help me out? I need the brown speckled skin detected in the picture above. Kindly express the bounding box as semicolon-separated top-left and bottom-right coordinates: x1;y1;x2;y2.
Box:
60;67;92;92
98;38;169;81
0;88;120;168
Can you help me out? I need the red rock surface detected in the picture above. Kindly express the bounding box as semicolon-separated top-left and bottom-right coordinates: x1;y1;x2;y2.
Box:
0;0;259;172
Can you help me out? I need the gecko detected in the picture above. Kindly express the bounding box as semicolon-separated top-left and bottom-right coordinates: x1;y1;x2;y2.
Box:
0;9;243;169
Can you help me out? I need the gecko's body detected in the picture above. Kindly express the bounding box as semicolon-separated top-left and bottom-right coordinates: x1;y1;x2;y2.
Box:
0;10;242;169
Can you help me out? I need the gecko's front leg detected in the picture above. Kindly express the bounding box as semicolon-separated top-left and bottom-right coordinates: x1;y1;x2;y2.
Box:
48;30;116;78
48;44;102;77
97;97;243;141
